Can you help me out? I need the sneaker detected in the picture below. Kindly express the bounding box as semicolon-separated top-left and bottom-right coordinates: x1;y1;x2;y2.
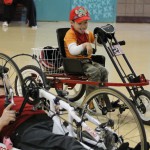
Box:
2;26;8;32
2;21;8;27
31;26;37;30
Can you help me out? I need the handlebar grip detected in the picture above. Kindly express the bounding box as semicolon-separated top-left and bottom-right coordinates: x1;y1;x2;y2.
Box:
112;40;126;46
4;99;11;107
93;48;96;54
118;41;125;45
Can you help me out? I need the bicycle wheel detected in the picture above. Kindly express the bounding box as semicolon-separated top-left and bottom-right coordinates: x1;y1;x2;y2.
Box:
19;65;48;91
135;90;150;125
80;87;148;150
0;53;24;96
20;65;86;101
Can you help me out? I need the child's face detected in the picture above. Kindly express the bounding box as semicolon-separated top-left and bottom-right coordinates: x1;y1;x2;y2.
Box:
71;20;88;34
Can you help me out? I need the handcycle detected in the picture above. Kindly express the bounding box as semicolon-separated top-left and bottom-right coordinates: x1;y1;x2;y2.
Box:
0;53;149;150
18;24;150;125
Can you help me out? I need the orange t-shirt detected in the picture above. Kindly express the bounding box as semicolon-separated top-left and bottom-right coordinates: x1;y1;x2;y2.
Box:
64;29;94;59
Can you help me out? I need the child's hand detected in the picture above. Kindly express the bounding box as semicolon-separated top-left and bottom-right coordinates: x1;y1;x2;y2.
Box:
83;42;93;56
0;103;16;131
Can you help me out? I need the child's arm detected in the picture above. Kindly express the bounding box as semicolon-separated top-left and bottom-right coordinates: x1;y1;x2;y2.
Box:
82;42;93;56
68;42;93;56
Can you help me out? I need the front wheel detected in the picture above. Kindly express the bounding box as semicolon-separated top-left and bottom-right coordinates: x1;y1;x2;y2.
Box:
135;90;150;125
18;65;48;96
80;88;148;150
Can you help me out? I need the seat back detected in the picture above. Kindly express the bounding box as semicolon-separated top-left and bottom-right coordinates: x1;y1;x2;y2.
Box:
56;28;106;75
56;28;85;75
56;28;70;57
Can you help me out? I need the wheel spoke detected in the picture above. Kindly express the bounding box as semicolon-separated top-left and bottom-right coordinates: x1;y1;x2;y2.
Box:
80;88;147;149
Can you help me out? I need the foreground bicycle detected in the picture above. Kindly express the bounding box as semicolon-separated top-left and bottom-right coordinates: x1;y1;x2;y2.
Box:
19;24;150;125
0;53;24;97
0;53;149;149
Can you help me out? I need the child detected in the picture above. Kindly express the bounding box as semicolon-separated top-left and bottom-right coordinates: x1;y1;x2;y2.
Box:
64;6;108;109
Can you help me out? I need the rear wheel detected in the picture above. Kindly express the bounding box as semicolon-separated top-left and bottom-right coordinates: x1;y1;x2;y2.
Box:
80;88;148;150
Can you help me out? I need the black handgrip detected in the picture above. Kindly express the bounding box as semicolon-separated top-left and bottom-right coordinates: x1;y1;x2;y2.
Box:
118;41;125;45
93;48;96;54
4;98;11;108
112;40;126;46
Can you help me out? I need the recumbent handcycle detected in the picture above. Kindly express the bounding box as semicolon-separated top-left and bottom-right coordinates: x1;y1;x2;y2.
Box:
19;24;150;125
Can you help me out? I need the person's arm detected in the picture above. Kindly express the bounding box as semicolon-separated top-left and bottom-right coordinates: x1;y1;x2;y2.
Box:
68;43;84;55
0;103;16;131
68;42;93;56
82;42;93;56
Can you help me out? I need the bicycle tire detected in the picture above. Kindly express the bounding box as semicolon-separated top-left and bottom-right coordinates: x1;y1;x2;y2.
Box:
0;53;24;96
20;65;86;101
135;89;150;125
19;65;48;90
80;87;148;150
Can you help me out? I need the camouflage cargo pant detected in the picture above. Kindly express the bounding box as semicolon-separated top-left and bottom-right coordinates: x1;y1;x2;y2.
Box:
82;61;108;96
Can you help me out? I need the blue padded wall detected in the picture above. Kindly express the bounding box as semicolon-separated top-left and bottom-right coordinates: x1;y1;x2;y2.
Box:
35;0;117;22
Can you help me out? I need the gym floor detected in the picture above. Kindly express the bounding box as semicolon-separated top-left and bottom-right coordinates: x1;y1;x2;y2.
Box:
0;21;150;143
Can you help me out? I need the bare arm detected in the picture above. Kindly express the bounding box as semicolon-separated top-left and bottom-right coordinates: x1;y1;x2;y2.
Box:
0;103;16;131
